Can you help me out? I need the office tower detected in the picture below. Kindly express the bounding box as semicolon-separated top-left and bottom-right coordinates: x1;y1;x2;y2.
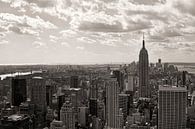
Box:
46;85;52;107
19;100;35;115
112;70;124;92
127;73;135;92
158;58;161;64
97;101;106;121
63;88;82;111
50;119;65;129
60;101;75;129
90;79;98;98
139;36;150;98
11;78;27;106
78;107;88;127
91;116;100;129
125;90;134;113
30;76;46;127
57;94;66;120
156;58;162;68
106;78;121;129
119;93;129;118
30;77;46;109
158;86;187;129
89;98;97;116
182;71;186;86
70;76;79;88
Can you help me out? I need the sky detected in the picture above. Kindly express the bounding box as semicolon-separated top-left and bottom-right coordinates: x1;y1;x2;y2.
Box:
0;0;195;64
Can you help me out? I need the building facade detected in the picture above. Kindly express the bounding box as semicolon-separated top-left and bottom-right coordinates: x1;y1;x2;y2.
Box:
60;101;75;129
106;78;121;129
11;78;27;106
158;86;187;129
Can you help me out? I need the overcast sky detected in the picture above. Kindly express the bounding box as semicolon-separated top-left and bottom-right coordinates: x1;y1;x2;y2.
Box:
0;0;195;64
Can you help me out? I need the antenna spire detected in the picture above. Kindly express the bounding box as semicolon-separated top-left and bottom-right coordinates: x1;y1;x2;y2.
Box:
143;33;145;40
143;33;145;48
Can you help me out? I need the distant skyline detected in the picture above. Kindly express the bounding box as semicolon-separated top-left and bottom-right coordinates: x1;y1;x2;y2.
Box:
0;0;195;64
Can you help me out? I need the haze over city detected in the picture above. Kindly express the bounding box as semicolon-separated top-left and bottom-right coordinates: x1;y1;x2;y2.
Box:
0;0;195;64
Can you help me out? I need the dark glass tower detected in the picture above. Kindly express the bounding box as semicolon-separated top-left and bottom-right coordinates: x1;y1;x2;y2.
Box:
11;78;27;106
70;76;79;88
139;36;150;98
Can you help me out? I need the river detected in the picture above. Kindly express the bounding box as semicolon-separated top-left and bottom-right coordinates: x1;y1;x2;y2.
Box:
0;71;42;80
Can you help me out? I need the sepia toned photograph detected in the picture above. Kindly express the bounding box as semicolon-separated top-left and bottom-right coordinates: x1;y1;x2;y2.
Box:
0;0;195;129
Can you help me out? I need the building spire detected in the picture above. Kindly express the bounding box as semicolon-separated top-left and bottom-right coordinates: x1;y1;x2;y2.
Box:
143;33;145;48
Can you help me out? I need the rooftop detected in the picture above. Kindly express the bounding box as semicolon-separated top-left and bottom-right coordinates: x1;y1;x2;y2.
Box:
159;85;187;92
32;76;43;79
6;114;29;121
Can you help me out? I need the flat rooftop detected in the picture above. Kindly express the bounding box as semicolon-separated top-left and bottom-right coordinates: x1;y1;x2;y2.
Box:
159;85;187;92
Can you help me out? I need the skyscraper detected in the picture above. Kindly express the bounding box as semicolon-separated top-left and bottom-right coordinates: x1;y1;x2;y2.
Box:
46;85;53;107
70;76;79;88
139;36;150;98
119;93;129;118
30;77;46;109
30;77;46;126
112;70;124;92
89;98;97;116
158;86;187;129
106;78;121;129
60;101;75;129
11;78;27;106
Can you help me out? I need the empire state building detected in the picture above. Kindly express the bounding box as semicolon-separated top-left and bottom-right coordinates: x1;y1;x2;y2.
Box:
139;36;150;98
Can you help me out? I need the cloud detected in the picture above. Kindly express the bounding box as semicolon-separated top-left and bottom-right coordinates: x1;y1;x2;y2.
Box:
60;30;77;38
129;0;166;5
173;0;195;16
8;26;39;36
0;40;8;45
61;42;70;47
0;13;57;36
49;35;58;43
24;0;55;8
32;41;46;48
79;19;152;33
76;46;85;50
100;40;117;47
77;37;96;44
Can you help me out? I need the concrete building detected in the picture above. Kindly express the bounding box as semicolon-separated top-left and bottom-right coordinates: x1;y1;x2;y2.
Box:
158;86;187;129
19;100;35;115
60;101;75;129
78;107;88;127
89;98;97;116
50;119;65;129
119;93;129;118
127;73;135;92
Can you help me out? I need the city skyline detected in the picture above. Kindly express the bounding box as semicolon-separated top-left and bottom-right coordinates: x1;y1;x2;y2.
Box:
0;0;195;64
